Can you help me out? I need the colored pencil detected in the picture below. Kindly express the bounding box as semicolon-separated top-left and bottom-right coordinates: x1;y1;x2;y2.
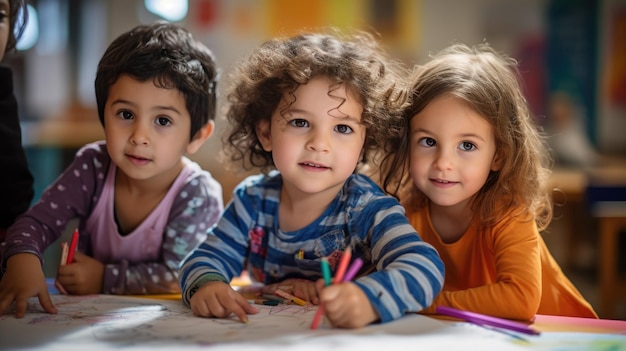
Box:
274;289;307;306
59;242;69;266
311;250;361;330
66;228;79;264
333;246;351;283
261;294;289;304
436;306;540;335
320;257;332;286
248;299;280;306
342;258;363;282
310;257;333;329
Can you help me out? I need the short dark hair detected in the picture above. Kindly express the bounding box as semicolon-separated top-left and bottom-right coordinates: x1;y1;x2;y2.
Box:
95;22;218;140
6;0;28;52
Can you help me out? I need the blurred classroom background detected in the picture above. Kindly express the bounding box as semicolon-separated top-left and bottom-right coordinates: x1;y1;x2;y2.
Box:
4;0;626;320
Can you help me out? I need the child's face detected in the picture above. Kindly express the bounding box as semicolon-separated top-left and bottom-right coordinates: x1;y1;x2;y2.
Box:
103;75;196;184
0;0;10;61
409;94;499;209
257;76;365;197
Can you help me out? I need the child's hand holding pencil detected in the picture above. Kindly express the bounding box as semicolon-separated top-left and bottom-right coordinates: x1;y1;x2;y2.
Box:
54;229;79;295
311;248;378;329
55;229;107;295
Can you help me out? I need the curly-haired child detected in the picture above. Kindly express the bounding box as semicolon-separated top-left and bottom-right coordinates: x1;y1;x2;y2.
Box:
180;29;444;329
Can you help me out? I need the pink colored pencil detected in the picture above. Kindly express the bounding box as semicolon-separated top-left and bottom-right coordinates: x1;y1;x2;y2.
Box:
342;258;363;282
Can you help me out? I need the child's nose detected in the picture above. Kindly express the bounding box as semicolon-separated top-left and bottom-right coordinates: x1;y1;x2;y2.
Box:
130;122;150;145
434;150;454;170
306;130;330;152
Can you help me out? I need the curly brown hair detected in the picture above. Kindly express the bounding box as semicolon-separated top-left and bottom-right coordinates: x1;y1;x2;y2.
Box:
380;43;553;231
222;28;409;174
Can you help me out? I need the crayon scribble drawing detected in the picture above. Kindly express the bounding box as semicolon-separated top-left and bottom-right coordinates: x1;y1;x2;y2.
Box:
0;294;319;349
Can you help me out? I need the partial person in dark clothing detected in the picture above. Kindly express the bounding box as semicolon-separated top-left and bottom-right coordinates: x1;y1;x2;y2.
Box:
0;0;34;238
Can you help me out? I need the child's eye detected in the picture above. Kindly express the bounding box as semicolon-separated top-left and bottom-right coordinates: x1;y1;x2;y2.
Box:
117;110;134;120
0;12;7;22
156;116;172;127
289;119;308;128
418;137;436;147
334;124;353;134
459;141;476;151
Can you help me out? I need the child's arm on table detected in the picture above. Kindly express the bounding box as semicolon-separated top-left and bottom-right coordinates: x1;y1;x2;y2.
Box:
333;197;444;325
420;218;541;321
180;193;257;322
0;148;102;315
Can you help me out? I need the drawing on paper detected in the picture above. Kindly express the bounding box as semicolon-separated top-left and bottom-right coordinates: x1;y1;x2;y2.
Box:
0;294;319;349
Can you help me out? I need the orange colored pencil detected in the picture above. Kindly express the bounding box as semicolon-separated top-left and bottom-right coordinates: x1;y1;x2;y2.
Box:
333;246;351;283
274;289;307;306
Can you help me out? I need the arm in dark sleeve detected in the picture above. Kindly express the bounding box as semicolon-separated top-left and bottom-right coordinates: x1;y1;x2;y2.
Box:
0;67;34;230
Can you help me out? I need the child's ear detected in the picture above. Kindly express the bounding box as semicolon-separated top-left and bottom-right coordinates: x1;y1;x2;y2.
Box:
491;151;503;171
256;119;272;152
186;121;214;155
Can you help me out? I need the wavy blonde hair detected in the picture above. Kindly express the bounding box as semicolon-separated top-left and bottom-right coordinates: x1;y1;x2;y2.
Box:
381;43;553;231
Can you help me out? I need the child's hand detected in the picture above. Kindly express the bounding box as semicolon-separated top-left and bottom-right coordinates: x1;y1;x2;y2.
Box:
56;252;105;295
261;278;319;304
190;281;258;322
317;281;379;328
0;253;57;318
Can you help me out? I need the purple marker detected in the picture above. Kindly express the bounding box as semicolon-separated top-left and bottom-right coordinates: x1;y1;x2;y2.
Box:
436;306;540;335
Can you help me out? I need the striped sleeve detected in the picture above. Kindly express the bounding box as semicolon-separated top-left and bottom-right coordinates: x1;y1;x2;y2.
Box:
179;182;255;306
352;196;444;322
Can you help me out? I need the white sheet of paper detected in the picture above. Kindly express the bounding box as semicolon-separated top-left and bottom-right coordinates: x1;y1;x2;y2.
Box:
1;294;623;351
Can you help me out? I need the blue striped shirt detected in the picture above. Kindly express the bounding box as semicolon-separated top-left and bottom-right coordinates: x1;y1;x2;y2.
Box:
180;172;444;322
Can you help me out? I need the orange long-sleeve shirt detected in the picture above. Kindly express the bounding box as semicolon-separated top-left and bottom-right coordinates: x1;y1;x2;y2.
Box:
406;206;598;320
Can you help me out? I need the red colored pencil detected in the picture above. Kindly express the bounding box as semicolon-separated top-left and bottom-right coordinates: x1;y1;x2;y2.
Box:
66;228;79;264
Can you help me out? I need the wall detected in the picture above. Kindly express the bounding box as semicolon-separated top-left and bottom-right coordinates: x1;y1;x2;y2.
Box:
25;0;626;204
97;0;552;202
8;1;624;289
